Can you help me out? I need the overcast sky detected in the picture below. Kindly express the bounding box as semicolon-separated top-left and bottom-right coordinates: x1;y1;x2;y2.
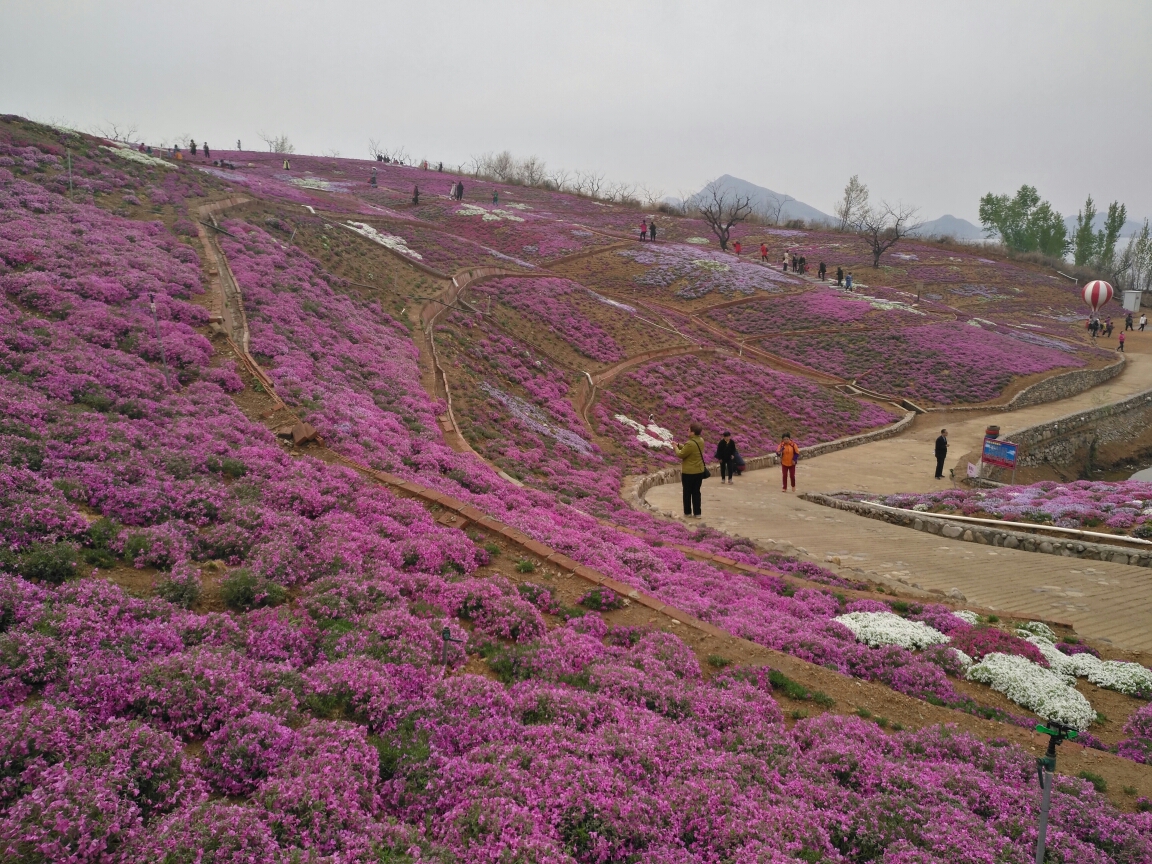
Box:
4;1;1150;223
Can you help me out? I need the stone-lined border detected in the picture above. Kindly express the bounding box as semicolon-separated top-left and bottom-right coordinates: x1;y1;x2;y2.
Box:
627;411;916;511
924;357;1126;414
801;492;1152;567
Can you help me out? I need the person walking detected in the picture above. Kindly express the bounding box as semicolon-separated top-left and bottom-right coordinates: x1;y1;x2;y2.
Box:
734;240;742;256
370;168;378;188
412;185;420;205
236;139;242;150
777;432;799;492
782;252;789;272
845;272;853;291
1105;318;1114;338
283;159;290;170
836;266;844;286
760;243;768;262
649;220;657;241
457;181;465;200
818;261;826;281
715;431;737;484
640;219;648;242
934;428;948;479
791;254;798;272
675;423;708;517
492;189;499;205
1118;331;1126;352
799;255;806;274
1126;312;1134;331
190;140;197;156
1141;314;1147;331
203;142;210;159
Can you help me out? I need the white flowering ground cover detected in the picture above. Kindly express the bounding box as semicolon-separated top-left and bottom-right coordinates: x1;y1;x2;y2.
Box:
685;237;710;244
103;143;174;170
952;610;980;625
965;653;1097;731
455;205;525;222
1023;633;1152;697
833;611;949;650
343;221;423;260
614;413;674;450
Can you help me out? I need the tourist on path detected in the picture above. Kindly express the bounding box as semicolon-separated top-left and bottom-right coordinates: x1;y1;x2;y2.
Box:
457;181;465;200
715;431;737;485
412;186;419;205
782;252;789;272
640;220;648;242
734;240;742;256
934;428;948;479
1104;318;1114;338
1141;314;1147;331
675;423;708;517
649;220;657;241
1126;312;1134;330
777;433;799;492
370;168;377;187
845;272;853;291
190;140;197;156
283;159;290;170
760;243;768;262
1118;331;1126;352
791;254;798;272
818;261;826;281
492;189;499;204
203;143;210;159
799;255;806;274
836;266;844;286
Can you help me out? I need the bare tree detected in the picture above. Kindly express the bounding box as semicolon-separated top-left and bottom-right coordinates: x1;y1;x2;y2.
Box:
488;150;515;182
546;167;571;191
854;201;921;268
518;155;547;186
835;175;869;232
258;132;296;154
368;139;386;160
574;170;605;199
696;181;754;251
322;148;341;158
761;192;793;226
638;184;665;208
94;121;140;143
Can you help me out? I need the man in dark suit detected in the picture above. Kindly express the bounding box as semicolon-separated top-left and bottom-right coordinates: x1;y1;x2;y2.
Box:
934;429;948;479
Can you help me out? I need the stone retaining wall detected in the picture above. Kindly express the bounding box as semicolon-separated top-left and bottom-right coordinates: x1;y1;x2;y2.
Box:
628;411;916;510
802;492;1152;567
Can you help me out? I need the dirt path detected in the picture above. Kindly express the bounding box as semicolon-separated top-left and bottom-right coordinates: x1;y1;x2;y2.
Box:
646;348;1152;651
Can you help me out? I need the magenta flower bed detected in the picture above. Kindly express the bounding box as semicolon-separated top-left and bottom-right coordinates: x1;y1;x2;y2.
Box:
708;288;929;335
867;479;1152;536
470;275;626;362
773;321;1084;404
621;243;801;300
598;352;900;462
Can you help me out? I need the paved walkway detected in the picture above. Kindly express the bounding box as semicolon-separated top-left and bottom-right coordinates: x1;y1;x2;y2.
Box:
648;346;1152;652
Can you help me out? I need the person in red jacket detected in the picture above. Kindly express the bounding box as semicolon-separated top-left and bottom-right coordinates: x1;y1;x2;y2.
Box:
777;432;800;492
640;219;648;242
733;240;742;256
760;243;768;262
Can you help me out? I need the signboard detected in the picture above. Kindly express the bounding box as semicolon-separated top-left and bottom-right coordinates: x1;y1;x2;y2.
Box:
966;461;980;478
981;437;1018;469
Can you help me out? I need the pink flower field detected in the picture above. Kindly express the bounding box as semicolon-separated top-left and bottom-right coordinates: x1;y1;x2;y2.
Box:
1;118;1150;861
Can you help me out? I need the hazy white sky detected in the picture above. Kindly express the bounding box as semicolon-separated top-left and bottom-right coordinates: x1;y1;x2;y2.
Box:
4;0;1150;222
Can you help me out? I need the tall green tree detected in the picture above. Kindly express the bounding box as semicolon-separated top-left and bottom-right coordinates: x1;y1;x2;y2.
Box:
1073;195;1099;266
978;185;1068;256
1099;200;1128;269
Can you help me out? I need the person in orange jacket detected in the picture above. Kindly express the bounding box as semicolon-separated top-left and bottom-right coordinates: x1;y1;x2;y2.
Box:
760;243;768;262
777;432;800;492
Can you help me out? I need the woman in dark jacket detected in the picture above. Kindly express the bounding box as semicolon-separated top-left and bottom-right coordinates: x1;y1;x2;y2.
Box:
715;431;737;484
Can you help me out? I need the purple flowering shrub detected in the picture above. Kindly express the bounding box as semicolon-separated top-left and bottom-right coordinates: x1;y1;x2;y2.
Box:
774;322;1085;404
598;351;900;459
200;712;295;795
950;626;1050;667
1117;702;1152;764
868;479;1152;536
709;287;928;334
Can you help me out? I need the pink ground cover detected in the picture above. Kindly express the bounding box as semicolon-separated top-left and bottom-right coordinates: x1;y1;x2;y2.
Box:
620;243;802;300
773;321;1084;404
861;479;1152;536
708;288;928;335
597;352;901;466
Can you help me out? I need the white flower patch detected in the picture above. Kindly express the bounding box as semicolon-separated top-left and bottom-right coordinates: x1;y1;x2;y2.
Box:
912;503;931;512
587;291;635;314
1087;661;1152;697
1017;621;1057;642
951;648;974;670
861;298;924;315
614;414;674;450
952;610;980;625
491;209;525;222
966;653;1096;731
833;612;949;650
1021;636;1077;682
343;222;423;260
455;205;524;222
685;237;710;244
101;144;175;170
693;259;729;273
502;203;531;210
289;177;337;191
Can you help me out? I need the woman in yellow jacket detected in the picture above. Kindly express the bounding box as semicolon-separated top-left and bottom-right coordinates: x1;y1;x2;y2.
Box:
675;422;708;518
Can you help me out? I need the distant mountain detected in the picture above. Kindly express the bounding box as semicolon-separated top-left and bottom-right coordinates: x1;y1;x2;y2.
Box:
688;175;835;226
911;214;985;240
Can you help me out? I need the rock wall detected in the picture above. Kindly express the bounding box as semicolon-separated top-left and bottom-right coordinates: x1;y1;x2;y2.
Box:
802;493;1152;567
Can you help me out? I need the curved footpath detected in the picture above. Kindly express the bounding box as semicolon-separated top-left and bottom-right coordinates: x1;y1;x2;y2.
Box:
647;348;1152;652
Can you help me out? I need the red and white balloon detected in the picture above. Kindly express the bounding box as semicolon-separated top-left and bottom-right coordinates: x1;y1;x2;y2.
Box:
1082;280;1114;313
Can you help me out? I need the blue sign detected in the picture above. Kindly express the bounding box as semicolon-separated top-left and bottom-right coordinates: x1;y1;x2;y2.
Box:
981;438;1018;469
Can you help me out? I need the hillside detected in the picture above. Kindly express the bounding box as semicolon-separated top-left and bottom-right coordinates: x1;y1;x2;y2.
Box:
0;115;1149;862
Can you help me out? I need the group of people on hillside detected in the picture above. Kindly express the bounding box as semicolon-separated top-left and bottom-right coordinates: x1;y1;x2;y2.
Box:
1089;313;1145;352
639;219;657;241
672;425;798;518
